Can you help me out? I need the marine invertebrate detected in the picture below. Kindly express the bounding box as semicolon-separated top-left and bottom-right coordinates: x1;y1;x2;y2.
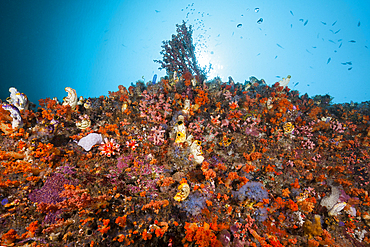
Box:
175;116;187;143
62;87;77;110
229;100;239;110
328;202;347;216
154;21;209;82
183;99;191;115
181;191;207;216
7;87;28;111
174;182;190;202
219;134;233;147
126;139;139;150
232;181;268;202
76;96;84;106
99;138;120;157
77;133;103;151
1;103;23;129
149;125;166;145
303;215;323;238
76;115;91;130
190;140;204;164
184;222;223;247
84;98;92;109
141;199;169;214
277;75;291;88
283;122;294;134
28;173;75;205
320;183;340;210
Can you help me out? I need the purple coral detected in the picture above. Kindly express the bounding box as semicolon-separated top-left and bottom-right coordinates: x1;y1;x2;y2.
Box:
28;173;76;204
232;181;268;202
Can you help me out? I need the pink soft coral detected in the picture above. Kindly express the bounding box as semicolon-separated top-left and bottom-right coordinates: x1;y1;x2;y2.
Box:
149;126;166;145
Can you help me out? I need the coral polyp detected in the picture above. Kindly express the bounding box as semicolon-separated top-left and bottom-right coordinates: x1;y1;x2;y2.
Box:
99;138;120;157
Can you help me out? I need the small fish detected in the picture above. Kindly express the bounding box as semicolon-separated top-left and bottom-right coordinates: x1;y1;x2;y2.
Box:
276;76;281;78
257;53;261;56
275;55;278;59
304;20;308;26
291;24;293;28
328;40;336;44
332;21;337;26
321;21;327;25
366;45;368;49
334;29;341;34
290;10;294;16
155;10;160;13
327;57;331;64
294;82;299;87
237;23;242;28
276;43;284;49
348;67;352;70
358;21;361;27
338;39;342;42
306;49;312;54
312;46;317;48
349;40;356;43
232;32;234;36
299;19;304;22
338;43;342;48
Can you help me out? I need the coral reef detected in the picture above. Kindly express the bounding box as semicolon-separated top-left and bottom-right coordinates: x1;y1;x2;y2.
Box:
1;22;370;247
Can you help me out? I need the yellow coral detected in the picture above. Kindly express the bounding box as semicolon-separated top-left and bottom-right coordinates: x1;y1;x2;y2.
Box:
283;122;294;134
303;215;323;239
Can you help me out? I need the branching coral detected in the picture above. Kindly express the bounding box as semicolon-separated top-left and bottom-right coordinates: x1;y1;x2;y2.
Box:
154;21;209;82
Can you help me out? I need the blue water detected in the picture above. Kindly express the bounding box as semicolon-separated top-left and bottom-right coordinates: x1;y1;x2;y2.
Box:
1;0;369;104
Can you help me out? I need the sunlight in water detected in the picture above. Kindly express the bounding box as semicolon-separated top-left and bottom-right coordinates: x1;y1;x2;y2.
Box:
195;49;223;79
